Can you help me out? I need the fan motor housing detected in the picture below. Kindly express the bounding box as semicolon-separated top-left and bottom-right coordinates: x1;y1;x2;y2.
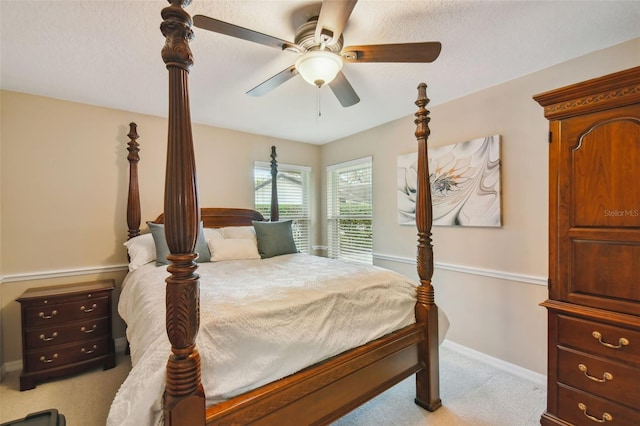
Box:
295;17;343;53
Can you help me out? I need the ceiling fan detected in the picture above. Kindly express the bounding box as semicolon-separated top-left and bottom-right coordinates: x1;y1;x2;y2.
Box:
193;0;441;107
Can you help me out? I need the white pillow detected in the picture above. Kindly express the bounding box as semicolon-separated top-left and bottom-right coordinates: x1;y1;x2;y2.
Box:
209;238;260;261
124;233;156;271
203;227;224;243
221;226;256;241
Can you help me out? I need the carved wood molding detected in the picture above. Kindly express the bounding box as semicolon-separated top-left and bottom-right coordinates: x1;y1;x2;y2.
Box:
534;66;640;120
543;84;640;117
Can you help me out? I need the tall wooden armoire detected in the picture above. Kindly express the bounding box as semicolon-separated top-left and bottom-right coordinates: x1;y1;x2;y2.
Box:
534;66;640;425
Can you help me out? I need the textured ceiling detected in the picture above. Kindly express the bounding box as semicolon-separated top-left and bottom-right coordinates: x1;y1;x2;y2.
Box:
2;0;640;144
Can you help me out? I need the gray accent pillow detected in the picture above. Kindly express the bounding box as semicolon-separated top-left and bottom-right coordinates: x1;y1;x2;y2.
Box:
252;220;298;259
147;221;211;266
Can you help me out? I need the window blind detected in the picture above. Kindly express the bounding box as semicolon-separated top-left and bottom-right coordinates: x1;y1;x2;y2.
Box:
327;157;373;264
254;162;311;253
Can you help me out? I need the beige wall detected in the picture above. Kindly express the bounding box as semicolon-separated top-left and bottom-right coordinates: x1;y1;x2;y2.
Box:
320;38;640;375
0;92;320;365
1;38;638;375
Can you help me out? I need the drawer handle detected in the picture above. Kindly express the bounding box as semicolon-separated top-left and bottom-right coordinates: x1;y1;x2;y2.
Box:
80;303;97;313
39;353;58;363
39;332;58;342
578;403;612;423
578;364;613;383
38;310;58;319
80;324;97;333
81;345;97;354
592;331;629;349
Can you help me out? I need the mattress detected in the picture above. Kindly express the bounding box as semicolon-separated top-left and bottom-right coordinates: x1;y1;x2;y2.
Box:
107;253;423;426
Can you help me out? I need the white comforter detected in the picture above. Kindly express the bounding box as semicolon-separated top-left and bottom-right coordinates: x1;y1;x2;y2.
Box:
107;254;422;426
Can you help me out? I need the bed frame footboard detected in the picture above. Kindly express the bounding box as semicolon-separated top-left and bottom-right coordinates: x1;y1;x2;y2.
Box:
204;324;426;425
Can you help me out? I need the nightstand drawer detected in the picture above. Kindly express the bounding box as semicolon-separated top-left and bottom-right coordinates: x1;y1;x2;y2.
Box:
24;317;109;349
558;347;640;409
23;296;110;328
558;315;640;364
558;384;640;426
25;337;110;372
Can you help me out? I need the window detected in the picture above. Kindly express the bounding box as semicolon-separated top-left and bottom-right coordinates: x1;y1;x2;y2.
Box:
254;162;311;253
327;157;373;264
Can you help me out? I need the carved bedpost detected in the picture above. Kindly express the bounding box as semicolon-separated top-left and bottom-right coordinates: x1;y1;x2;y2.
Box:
270;146;280;222
413;82;441;411
126;122;141;240
160;1;205;425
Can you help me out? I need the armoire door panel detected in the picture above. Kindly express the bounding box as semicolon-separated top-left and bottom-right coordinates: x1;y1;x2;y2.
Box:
571;240;640;301
569;116;640;228
553;104;640;307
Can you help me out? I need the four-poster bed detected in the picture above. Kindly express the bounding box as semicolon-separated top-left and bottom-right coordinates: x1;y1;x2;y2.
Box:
109;1;441;425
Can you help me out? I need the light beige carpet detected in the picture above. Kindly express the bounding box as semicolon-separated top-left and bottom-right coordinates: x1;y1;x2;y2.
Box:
0;353;131;425
0;346;545;425
333;345;546;426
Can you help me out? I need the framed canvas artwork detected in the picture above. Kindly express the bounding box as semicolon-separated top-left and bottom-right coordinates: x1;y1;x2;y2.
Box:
398;134;501;227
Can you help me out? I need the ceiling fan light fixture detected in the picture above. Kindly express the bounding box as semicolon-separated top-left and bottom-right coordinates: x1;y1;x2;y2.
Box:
295;50;343;87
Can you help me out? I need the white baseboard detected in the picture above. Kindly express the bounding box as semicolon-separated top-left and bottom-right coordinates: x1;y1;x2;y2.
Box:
1;359;23;377
442;339;547;389
114;336;128;354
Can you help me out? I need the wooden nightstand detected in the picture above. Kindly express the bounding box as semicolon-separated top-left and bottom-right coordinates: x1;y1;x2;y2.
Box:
16;280;116;391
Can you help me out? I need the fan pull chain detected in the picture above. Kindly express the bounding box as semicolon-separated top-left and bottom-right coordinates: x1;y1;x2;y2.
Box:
316;85;322;118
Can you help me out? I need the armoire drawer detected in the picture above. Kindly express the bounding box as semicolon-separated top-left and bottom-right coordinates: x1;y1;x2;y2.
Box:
557;384;640;426
558;347;640;409
558;314;640;365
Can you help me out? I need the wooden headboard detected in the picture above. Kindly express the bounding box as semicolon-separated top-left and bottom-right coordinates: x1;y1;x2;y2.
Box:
152;208;265;228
